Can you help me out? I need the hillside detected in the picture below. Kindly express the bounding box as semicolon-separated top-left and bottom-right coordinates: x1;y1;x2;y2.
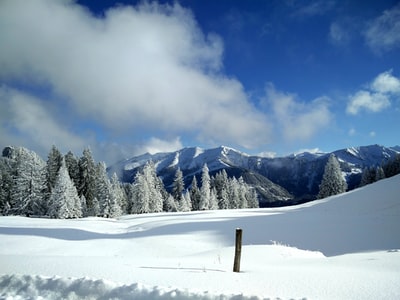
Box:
1;175;399;299
108;144;400;204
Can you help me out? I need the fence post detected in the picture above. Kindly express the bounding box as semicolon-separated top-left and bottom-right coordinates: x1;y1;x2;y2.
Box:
233;228;242;272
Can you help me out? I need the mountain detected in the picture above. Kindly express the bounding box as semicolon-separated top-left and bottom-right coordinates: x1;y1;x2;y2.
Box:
108;144;400;206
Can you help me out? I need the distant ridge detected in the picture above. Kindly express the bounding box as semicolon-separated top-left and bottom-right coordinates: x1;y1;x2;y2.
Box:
108;144;400;206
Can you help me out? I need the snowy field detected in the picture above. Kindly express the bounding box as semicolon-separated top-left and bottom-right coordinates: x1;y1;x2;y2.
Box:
1;175;400;299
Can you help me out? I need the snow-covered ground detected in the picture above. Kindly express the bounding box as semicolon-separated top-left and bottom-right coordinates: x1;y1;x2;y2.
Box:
1;175;400;299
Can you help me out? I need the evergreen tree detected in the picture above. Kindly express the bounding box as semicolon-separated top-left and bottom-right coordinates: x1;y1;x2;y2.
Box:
199;164;211;210
48;159;81;219
165;194;178;212
131;170;150;214
189;176;201;211
180;190;192;212
143;161;163;213
78;148;96;212
375;166;386;182
10;147;47;216
64;151;80;189
209;187;218;210
46;145;63;193
246;187;259;208
214;170;230;209
0;156;14;215
110;173;125;217
228;177;240;209
318;154;347;199
172;168;184;205
237;177;248;209
95;162;113;218
360;167;375;187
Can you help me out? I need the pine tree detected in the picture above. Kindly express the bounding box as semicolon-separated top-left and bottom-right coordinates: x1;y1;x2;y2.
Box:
199;164;211;210
189;176;201;211
65;151;80;189
46;145;63;193
131;171;150;214
110;173;124;217
95;162;113;218
375;166;385;182
228;177;240;209
246;187;259;208
172;168;184;205
180;190;192;212
143;161;163;213
215;170;230;209
48;159;81;219
78;148;96;213
0;156;14;215
10;147;47;216
237;177;248;209
317;154;347;199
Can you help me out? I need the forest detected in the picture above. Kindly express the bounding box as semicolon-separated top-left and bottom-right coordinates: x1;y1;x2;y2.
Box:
0;146;259;218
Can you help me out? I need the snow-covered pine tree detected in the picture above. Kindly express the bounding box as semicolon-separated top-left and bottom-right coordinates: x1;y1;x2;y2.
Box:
317;154;347;199
180;190;192;212
165;194;178;212
172;168;184;206
237;177;248;209
95;162;113;218
48;158;81;219
189;176;201;211
359;167;375;187
199;163;211;210
228;177;240;209
214;170;229;209
110;173;124;217
209;187;218;210
78;148;96;213
64;151;80;190
0;155;14;215
10;147;47;216
46;145;63;193
80;195;88;217
246;187;259;208
131;170;150;214
143;161;163;213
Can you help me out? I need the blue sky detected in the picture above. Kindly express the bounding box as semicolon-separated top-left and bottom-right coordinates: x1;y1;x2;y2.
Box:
0;0;399;163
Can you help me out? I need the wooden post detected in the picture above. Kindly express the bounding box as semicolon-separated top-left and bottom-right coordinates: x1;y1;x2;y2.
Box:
233;228;242;272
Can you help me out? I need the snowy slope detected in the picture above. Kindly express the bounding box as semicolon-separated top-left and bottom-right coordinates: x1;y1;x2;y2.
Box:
1;175;400;299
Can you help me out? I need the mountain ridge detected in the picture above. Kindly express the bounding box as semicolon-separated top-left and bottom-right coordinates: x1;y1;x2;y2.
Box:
108;144;400;206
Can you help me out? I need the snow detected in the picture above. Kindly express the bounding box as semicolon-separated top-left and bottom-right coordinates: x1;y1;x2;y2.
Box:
1;175;400;299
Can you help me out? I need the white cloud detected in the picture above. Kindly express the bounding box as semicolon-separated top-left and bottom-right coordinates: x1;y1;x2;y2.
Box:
371;70;400;94
257;151;277;158
0;0;271;152
346;90;390;115
346;70;399;115
263;84;333;142
364;4;400;53
0;87;88;157
369;131;376;137
139;137;183;155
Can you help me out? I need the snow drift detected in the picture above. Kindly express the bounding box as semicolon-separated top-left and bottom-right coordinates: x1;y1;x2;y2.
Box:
1;175;400;299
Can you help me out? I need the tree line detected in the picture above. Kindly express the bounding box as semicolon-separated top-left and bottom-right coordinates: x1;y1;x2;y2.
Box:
0;146;259;218
317;153;400;199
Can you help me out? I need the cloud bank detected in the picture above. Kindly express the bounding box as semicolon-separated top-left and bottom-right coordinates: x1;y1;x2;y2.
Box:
347;70;400;115
0;0;271;157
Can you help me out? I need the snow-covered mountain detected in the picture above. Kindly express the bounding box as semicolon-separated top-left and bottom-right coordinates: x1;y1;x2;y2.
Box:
108;144;400;205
